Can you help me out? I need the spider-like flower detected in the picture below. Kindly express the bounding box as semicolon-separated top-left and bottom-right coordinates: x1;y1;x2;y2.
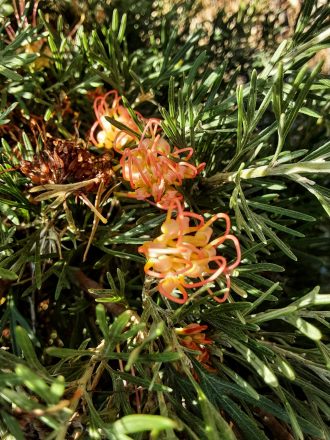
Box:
176;324;214;373
119;119;204;208
138;200;241;303
176;323;212;345
90;90;140;149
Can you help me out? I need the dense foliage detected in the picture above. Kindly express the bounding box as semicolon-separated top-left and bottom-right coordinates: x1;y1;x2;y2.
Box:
0;0;330;439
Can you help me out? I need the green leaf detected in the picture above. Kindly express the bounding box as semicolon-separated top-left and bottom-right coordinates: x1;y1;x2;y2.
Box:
248;305;298;324
274;161;330;175
284;314;322;341
34;234;42;290
276;388;304;440
0;102;18;125
112;415;178;435
54;262;68;300
243;282;280;315
221;364;260;400
117;13;127;43
97;245;145;262
183;50;208;98
0;267;18;280
261;216;305;238
220;395;269;440
202;302;253;316
196;385;236;440
261;220;297;261
238;263;284;273
104;116;140;139
0;388;43;412
49;375;65;402
248;200;315;221
230;340;279;387
106;310;133;354
0;202;20;225
299;106;322;118
15;326;48;374
239;187;266;243
275;358;296;381
0;64;23;80
96;303;111;344
0;410;25;440
46;347;93;358
198;372;323;437
303;140;330;162
15;364;57;404
125;322;165;370
283;62;323;140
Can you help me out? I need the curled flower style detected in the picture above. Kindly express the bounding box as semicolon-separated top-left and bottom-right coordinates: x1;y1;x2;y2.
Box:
120;119;205;208
90;90;140;149
138;200;241;304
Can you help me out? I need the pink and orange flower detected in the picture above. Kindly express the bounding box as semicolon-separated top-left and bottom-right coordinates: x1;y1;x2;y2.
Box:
176;324;214;373
89;90;241;303
119;119;204;208
138;199;241;304
90;90;140;149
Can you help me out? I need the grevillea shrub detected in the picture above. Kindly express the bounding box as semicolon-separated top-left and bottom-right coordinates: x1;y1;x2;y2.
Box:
0;1;330;439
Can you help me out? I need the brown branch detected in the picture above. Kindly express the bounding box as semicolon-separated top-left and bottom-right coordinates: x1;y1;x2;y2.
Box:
254;408;295;440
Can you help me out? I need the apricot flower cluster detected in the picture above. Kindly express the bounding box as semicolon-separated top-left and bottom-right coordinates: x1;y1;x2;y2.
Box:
90;90;241;304
119;119;205;208
90;90;140;149
138;200;241;303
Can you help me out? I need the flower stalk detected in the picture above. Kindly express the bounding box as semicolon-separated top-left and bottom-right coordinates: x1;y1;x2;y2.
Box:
204;161;330;185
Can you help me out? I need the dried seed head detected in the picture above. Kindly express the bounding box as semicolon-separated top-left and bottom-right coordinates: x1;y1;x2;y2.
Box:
18;136;114;192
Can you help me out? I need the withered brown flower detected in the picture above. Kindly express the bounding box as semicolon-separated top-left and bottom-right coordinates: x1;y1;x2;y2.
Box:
19;136;114;192
12;135;116;260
